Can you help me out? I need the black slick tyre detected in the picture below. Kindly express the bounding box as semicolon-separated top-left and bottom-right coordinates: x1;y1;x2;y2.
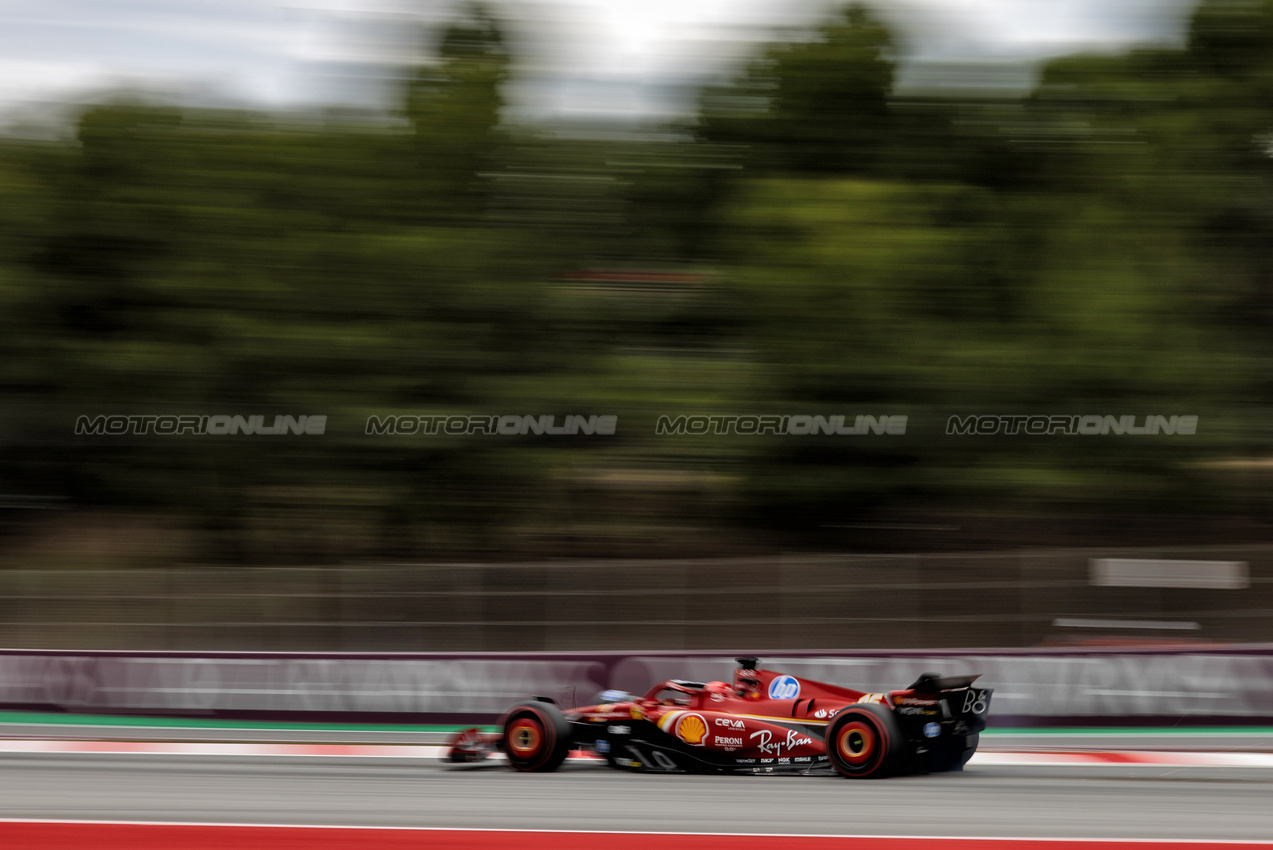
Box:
825;703;902;779
957;731;979;769
501;701;572;772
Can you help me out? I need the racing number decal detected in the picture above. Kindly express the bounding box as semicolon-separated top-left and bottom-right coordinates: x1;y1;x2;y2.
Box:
650;751;679;771
962;689;989;716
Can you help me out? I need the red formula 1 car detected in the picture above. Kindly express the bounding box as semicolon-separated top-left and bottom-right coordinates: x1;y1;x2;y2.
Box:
447;656;992;778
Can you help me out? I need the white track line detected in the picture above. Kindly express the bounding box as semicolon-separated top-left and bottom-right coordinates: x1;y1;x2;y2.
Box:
0;740;437;758
2;740;1273;767
971;751;1273;768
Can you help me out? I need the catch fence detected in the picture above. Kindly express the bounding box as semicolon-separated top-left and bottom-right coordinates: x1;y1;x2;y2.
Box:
2;546;1271;651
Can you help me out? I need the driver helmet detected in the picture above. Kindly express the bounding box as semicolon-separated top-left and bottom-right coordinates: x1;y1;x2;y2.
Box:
704;681;732;702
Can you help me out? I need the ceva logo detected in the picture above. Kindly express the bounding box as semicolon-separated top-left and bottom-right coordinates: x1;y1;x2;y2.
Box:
768;676;800;700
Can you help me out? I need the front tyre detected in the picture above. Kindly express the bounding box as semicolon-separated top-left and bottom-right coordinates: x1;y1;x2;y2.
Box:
501;701;572;772
825;704;902;779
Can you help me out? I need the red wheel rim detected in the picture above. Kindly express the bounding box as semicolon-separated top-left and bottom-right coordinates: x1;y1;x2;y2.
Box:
836;720;876;766
508;718;543;756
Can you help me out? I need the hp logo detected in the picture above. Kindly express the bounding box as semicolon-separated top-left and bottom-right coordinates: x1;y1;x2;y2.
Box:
768;675;800;700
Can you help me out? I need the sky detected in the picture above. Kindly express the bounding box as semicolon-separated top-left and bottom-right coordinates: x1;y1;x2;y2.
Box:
0;0;1199;123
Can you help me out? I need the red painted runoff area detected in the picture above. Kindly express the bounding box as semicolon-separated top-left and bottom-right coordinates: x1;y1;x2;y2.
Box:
2;823;1272;850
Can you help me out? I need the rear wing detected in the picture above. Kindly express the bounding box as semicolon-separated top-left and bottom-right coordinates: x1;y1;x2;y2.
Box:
908;672;981;692
898;672;992;727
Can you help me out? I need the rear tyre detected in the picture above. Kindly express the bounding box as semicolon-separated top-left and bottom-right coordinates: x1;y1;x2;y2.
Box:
957;731;979;769
825;704;902;779
502;701;572;772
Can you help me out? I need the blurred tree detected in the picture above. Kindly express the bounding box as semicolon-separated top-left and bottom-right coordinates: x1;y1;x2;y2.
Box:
1189;0;1273;79
698;3;896;175
1184;0;1273;332
403;1;510;220
0;0;1270;567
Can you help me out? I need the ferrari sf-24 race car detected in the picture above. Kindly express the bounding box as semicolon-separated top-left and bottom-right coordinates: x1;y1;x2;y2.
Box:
447;656;992;778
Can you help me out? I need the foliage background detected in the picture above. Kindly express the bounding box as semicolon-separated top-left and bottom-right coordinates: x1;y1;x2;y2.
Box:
2;0;1272;566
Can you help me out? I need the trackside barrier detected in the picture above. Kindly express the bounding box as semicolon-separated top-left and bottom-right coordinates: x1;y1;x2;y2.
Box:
1;646;1272;726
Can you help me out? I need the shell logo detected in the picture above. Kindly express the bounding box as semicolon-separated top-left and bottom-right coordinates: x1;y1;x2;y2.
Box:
676;713;708;746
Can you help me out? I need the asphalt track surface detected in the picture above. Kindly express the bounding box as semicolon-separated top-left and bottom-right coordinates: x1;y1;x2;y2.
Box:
4;715;1273;751
2;754;1272;840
